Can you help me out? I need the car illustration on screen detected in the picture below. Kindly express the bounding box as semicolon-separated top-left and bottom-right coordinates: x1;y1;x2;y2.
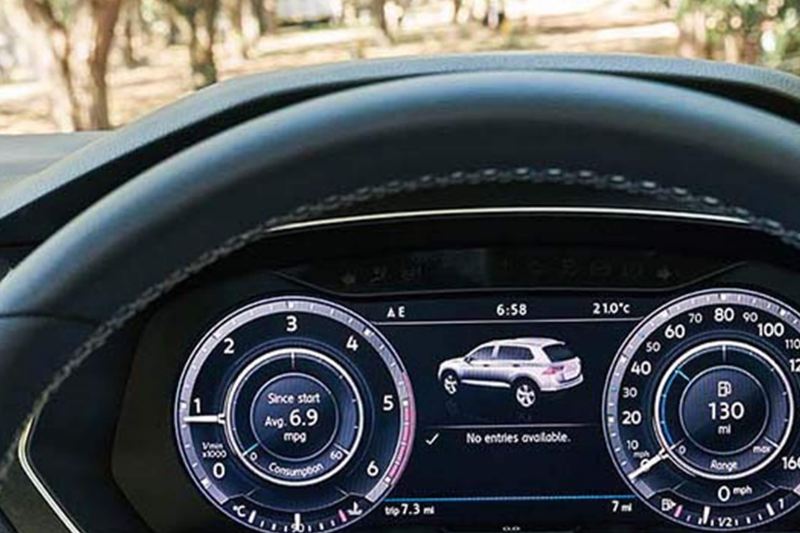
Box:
437;338;584;408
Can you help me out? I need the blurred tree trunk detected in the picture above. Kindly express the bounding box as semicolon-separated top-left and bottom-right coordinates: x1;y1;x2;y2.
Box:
167;0;220;88
452;0;462;23
263;0;277;33
82;0;121;127
372;0;393;41
249;0;268;35
485;0;505;30
677;9;712;59
186;2;219;88
226;0;250;58
14;0;123;130
166;9;182;44
122;0;144;67
723;33;761;64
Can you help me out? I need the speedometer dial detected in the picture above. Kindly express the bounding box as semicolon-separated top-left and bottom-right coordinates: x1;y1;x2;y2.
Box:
604;289;800;531
175;296;415;532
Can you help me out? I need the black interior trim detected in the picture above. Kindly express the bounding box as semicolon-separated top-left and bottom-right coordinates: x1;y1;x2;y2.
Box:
1;54;799;244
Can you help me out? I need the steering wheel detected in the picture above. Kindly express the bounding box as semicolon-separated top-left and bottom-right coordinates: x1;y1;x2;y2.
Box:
1;70;800;481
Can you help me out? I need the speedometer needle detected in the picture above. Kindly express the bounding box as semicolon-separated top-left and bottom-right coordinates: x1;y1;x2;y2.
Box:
628;444;677;481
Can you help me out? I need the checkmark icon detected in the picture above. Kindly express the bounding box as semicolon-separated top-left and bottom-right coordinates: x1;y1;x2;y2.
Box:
425;433;440;446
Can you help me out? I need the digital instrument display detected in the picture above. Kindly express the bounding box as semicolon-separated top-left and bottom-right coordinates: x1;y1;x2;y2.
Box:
174;288;800;532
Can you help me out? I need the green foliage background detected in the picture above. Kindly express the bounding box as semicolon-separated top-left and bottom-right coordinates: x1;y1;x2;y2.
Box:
679;0;800;70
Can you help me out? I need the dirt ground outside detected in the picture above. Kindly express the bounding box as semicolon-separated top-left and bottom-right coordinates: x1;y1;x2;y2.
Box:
0;0;678;134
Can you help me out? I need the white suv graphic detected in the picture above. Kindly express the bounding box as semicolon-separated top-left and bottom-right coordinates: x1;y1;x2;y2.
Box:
437;338;584;408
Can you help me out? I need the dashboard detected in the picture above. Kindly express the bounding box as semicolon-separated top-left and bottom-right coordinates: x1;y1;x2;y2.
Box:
17;207;799;533
1;55;800;533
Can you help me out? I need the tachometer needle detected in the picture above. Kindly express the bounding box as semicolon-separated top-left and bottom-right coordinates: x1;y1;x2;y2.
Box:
183;414;224;424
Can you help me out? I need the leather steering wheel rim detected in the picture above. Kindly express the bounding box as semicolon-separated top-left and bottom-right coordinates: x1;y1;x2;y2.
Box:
1;70;800;479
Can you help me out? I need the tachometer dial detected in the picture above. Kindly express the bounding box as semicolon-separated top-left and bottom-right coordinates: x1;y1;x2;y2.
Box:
175;296;415;532
604;289;800;531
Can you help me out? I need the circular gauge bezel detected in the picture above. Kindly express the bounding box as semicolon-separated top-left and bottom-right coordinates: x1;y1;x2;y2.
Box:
221;346;365;487
652;339;793;481
603;287;800;532
247;371;341;462
174;295;416;533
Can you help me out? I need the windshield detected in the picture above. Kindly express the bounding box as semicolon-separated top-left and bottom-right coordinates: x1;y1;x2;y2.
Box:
0;0;797;134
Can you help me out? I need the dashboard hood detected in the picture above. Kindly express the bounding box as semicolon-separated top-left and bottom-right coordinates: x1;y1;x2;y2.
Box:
0;53;799;246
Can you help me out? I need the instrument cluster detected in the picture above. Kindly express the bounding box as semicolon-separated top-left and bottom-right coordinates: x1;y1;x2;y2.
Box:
109;239;800;533
168;283;800;531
